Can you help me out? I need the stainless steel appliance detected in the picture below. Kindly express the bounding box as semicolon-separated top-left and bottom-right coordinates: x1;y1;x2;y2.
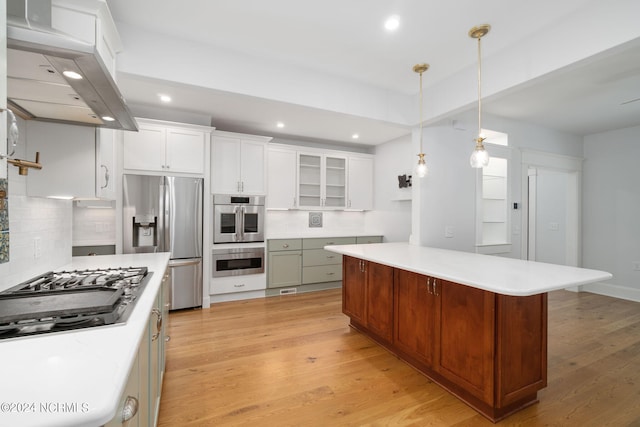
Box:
123;175;203;310
0;267;150;340
213;195;265;243
212;247;265;277
6;0;137;130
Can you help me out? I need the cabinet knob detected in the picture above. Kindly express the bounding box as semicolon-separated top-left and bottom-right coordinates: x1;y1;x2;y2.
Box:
122;396;139;422
165;335;171;342
283;244;289;248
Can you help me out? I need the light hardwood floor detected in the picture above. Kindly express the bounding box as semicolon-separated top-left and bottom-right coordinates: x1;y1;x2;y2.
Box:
158;289;640;426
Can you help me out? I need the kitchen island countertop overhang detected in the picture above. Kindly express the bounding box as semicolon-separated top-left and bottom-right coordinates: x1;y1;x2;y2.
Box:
0;252;170;427
324;242;612;295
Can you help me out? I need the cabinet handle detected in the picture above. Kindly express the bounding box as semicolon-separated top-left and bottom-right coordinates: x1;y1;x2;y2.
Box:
426;277;432;294
151;308;162;341
122;396;139;422
327;272;335;275
326;255;335;259
241;181;244;192
433;279;439;296
100;164;109;189
234;284;245;288
293;197;297;208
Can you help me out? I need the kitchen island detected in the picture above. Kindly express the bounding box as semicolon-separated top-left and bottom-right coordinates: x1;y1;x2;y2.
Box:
324;242;612;422
0;253;170;427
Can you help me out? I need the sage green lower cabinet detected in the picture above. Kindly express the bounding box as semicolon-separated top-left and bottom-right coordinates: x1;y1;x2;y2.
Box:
268;239;302;289
356;236;383;244
267;236;382;293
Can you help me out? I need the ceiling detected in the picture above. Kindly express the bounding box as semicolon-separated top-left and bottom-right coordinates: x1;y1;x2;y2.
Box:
106;0;640;144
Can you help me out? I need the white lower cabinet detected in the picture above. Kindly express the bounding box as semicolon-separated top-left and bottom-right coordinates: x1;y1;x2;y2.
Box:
107;268;169;426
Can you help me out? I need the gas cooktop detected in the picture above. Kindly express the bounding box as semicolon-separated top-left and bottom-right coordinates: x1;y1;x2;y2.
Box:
0;267;151;340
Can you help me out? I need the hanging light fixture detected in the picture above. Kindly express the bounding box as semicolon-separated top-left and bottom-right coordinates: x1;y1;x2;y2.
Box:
469;24;491;168
413;63;429;178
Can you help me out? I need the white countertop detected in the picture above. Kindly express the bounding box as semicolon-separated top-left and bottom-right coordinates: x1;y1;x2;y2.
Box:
325;242;612;296
0;253;170;427
266;231;383;239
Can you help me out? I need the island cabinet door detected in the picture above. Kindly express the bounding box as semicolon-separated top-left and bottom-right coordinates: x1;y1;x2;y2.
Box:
364;261;394;342
436;280;496;405
393;269;440;367
343;256;367;324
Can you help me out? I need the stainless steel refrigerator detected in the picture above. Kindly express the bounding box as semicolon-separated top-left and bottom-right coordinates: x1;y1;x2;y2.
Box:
123;174;203;310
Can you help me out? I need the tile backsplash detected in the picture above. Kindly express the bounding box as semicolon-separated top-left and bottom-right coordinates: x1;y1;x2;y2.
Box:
0;117;72;291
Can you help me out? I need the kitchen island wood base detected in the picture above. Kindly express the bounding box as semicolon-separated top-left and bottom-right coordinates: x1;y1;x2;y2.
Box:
341;255;547;423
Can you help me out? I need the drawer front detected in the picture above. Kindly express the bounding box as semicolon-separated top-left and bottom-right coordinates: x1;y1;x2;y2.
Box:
268;238;302;252
302;264;342;284
303;248;342;267
303;236;356;250
356;235;383;244
210;275;266;294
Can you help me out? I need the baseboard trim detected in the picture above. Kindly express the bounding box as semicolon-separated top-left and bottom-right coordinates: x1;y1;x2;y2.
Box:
579;281;640;303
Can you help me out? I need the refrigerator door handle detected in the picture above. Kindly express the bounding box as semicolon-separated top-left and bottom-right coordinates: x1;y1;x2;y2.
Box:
163;179;171;252
169;259;201;268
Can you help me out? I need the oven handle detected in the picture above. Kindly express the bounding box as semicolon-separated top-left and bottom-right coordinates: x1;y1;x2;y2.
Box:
239;205;246;242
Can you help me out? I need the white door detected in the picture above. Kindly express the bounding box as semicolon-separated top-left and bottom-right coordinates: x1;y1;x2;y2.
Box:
267;147;297;209
240;140;266;194
166;128;205;174
211;136;241;194
123;125;166;171
347;156;373;210
527;167;579;267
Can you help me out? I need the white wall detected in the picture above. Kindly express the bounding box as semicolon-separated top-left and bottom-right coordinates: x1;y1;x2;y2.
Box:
414;111;584;258
366;134;412;242
0;118;72;291
582;125;640;301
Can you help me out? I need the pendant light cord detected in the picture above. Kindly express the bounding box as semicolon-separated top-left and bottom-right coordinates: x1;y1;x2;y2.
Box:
419;70;424;153
477;36;483;142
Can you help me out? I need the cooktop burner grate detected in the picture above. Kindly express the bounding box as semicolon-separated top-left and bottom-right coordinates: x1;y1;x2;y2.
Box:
0;266;151;340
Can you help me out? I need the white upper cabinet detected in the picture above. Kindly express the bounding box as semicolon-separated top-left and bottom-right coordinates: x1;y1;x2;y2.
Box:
26;121;117;200
96;128;116;199
266;144;374;211
211;131;272;195
123;119;211;175
267;146;297;209
298;152;347;209
347;156;374;210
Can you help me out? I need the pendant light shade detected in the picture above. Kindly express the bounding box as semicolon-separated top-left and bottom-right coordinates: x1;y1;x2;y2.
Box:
469;24;491;168
413;63;429;178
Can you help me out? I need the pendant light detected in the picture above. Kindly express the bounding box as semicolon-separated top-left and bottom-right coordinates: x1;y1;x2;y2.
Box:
469;24;491;168
413;63;429;178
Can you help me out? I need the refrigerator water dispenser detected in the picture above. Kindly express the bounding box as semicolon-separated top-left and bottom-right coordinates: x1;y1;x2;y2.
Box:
132;215;157;248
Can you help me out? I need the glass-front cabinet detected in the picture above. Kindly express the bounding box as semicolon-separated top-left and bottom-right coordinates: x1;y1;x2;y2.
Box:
297;153;346;209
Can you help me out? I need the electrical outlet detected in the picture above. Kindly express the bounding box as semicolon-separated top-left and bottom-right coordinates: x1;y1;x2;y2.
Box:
33;238;41;259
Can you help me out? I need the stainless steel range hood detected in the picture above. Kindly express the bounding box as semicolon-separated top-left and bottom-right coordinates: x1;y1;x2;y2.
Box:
6;1;138;131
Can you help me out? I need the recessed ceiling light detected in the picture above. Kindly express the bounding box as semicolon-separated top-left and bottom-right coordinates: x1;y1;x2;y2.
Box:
352;133;360;139
102;116;115;122
384;15;400;32
276;122;285;128
159;94;172;103
62;70;83;80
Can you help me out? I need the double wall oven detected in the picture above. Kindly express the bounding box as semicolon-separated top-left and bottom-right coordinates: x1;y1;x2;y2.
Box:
212;195;265;278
